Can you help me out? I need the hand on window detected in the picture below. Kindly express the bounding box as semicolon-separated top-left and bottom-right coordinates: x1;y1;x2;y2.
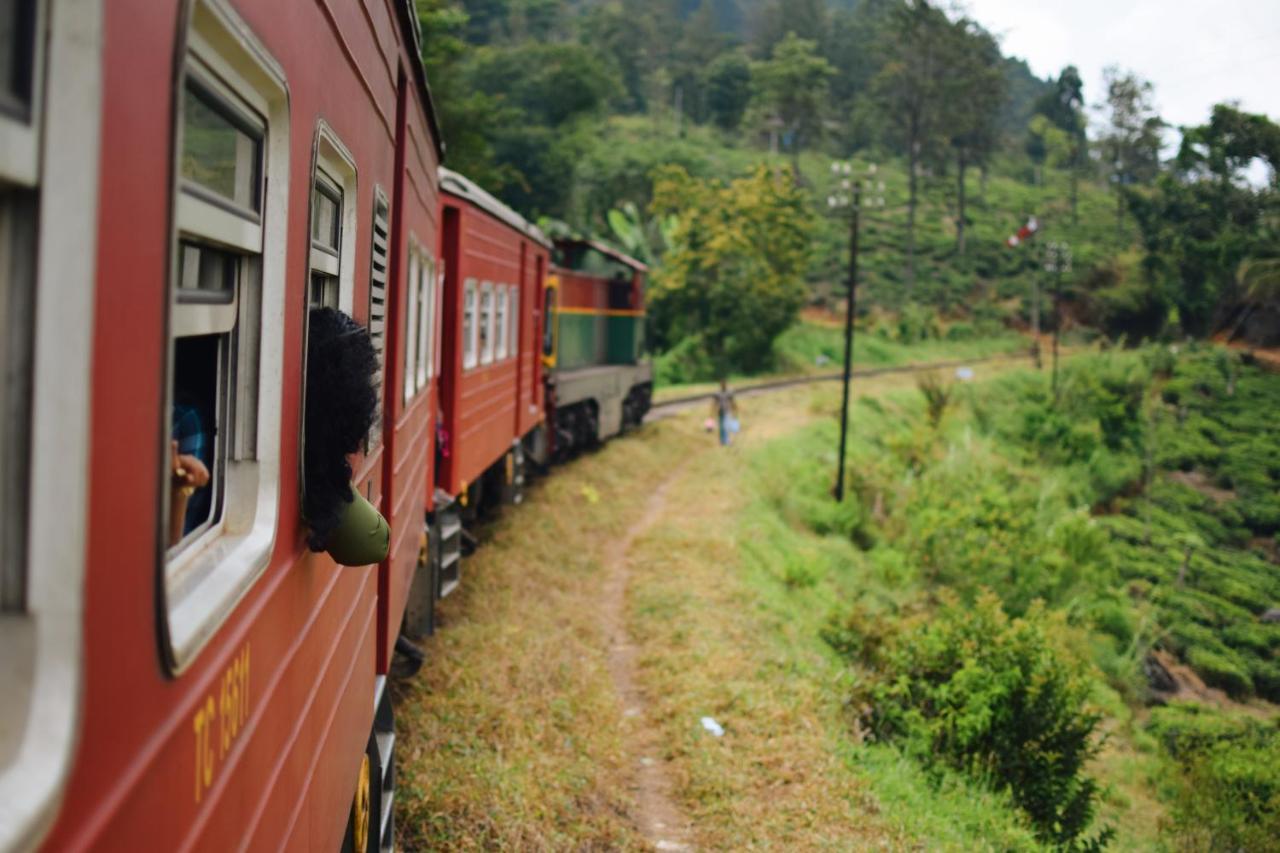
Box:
171;440;211;494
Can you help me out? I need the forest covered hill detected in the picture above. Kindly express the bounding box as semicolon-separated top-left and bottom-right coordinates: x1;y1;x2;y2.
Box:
416;0;1280;384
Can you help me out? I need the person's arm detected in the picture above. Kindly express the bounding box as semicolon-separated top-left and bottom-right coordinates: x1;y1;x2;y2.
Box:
168;440;211;547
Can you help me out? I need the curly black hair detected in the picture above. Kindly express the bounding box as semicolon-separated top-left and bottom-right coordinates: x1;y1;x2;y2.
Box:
303;307;380;551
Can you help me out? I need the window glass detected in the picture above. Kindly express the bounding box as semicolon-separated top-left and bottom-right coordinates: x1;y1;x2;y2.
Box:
178;241;237;303
310;179;340;254
463;280;477;369
415;255;431;386
495;286;508;360
504;281;514;356
479;283;493;364
180;80;262;213
0;0;36;119
309;273;338;309
402;245;418;404
0;189;36;611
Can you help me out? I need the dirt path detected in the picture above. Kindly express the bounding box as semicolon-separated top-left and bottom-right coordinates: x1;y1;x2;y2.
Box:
599;470;695;851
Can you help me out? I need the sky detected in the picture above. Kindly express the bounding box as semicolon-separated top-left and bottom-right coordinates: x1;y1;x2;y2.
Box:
964;0;1280;135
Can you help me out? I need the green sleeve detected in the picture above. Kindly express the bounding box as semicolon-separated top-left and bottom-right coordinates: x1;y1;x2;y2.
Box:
325;485;391;567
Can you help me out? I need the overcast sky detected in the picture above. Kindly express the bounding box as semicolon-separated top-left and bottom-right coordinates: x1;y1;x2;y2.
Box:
964;0;1280;135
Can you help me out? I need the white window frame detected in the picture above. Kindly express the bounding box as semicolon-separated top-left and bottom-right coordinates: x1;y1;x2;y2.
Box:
308;125;356;313
495;285;509;360
0;1;101;848
161;0;289;674
0;0;47;188
402;240;420;404
479;281;494;365
463;278;478;370
415;252;433;388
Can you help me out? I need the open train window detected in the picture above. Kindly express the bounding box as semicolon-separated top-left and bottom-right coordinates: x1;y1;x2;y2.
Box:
0;189;36;613
543;284;557;358
301;123;357;508
0;0;43;188
479;281;494;365
495;285;508;360
161;0;288;672
463;278;478;369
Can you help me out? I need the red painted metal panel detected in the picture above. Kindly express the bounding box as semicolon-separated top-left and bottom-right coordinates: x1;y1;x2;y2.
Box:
38;0;439;849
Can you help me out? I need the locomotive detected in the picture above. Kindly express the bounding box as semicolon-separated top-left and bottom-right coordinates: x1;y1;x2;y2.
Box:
0;1;650;851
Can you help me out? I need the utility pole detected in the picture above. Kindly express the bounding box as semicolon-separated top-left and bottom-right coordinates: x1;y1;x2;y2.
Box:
834;180;861;503
828;161;885;502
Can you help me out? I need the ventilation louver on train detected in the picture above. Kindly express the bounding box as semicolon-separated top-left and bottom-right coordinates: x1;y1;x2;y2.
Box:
368;191;389;446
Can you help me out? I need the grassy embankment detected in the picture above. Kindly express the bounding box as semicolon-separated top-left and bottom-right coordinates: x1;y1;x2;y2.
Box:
396;346;1278;850
396;361;1054;849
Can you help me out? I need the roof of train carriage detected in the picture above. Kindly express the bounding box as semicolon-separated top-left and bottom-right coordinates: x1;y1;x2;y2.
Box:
552;237;649;275
439;167;553;250
395;0;445;159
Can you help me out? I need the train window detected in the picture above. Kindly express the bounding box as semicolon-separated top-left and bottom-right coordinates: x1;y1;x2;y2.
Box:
402;242;419;404
495;285;508;360
415;253;433;387
0;190;36;611
479;282;494;365
161;0;289;672
463;279;478;370
0;0;42;187
504;281;514;356
301;123;358;515
543;286;557;358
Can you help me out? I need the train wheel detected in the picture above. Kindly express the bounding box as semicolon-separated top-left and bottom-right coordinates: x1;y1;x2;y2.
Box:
341;751;373;853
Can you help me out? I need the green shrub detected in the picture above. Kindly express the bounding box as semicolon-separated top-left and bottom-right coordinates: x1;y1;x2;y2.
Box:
854;591;1113;849
1148;704;1280;851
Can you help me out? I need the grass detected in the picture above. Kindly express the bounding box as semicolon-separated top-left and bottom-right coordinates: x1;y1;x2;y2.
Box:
653;320;1029;403
394;422;697;850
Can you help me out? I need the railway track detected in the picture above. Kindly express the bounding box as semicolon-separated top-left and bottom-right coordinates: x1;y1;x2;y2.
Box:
645;349;1036;421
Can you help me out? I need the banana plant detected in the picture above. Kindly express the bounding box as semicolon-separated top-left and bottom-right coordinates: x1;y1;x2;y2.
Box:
606;202;678;266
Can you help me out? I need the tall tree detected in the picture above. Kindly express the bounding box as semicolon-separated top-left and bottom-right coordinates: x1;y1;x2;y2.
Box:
705;50;753;131
1097;67;1163;242
751;32;835;181
1034;66;1087;222
871;0;955;290
944;18;1005;256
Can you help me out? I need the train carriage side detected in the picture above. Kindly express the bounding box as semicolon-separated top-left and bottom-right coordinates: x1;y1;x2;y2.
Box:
0;1;442;851
544;239;653;458
436;170;549;515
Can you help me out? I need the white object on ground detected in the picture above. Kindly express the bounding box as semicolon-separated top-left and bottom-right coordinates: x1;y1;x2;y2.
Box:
955;367;975;382
700;716;725;737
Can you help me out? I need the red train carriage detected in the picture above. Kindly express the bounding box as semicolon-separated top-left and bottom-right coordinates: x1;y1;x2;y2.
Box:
1;0;443;850
544;239;653;458
433;169;549;526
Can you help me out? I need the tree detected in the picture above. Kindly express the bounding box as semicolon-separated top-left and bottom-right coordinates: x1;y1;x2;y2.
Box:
1129;104;1280;336
944;18;1005;256
871;0;956;290
1097;67;1163;241
1034;66;1087;222
705;50;752;131
649;164;812;376
750;33;835;181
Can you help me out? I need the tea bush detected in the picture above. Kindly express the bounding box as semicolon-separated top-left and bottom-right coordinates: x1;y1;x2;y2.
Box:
851;591;1113;850
1148;704;1280;850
